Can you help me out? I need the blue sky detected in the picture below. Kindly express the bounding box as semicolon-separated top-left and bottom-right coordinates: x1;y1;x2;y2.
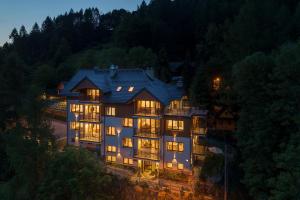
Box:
0;0;149;46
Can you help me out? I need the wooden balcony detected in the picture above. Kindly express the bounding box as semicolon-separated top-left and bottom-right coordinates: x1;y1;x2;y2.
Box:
79;113;101;122
136;108;161;116
134;149;160;161
133;128;160;139
191;127;207;135
164;107;207;117
193;144;207;155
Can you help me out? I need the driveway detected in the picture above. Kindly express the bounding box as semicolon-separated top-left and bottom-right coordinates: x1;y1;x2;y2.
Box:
50;119;67;139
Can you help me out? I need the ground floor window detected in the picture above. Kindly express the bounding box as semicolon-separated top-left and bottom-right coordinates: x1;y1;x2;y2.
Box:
166;162;184;170
123;158;133;165
178;163;184;170
106;155;116;162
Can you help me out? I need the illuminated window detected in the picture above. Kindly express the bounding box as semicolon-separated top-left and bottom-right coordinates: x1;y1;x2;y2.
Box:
107;145;117;152
123;158;133;165
178;163;184;170
106;107;116;116
138;118;160;133
213;77;221;90
107;126;116;135
167;142;184;152
80;123;100;142
70;121;79;130
84;105;100;121
123;118;133;127
167;163;173;168
128;86;134;92
137;100;161;115
122;138;133;148
139;139;159;149
116;86;122;92
106;155;116;162
70;104;83;113
87;89;100;100
166;120;184;131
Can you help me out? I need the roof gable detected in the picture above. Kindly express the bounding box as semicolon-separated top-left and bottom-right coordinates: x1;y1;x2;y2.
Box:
71;77;98;91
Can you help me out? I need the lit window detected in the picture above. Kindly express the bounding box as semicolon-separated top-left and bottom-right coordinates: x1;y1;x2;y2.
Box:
123;118;133;127
213;77;221;90
167;163;173;168
122;138;133;148
106;155;116;162
107;126;116;136
79;123;100;142
87;89;100;100
107;145;117;152
128;86;134;92
106;107;116;116
166;120;184;131
123;158;133;165
116;86;122;92
167;142;184;152
70;122;79;130
178;163;184;170
70;104;83;113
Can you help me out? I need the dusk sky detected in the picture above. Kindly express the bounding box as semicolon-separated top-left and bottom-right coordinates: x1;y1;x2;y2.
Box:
0;0;149;46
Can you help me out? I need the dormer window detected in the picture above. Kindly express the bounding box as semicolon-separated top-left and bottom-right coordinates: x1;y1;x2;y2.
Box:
116;86;122;92
87;89;99;101
128;86;134;92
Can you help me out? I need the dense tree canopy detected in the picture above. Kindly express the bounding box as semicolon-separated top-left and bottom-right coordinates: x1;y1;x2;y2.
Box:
1;0;300;199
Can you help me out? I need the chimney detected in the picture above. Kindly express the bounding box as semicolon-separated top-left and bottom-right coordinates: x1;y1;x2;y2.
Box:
176;77;183;88
172;76;183;88
145;67;154;80
109;64;118;78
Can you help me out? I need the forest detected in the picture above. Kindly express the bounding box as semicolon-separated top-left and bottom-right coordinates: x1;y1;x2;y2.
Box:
0;0;300;199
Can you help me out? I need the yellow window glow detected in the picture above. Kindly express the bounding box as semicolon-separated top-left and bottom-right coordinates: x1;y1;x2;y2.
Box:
178;163;184;170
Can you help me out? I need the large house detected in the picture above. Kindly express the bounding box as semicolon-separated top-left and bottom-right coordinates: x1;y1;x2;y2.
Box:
62;66;207;174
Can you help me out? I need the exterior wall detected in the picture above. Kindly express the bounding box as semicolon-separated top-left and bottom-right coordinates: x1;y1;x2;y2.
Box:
103;116;135;165
163;116;192;137
163;136;192;171
66;97;204;173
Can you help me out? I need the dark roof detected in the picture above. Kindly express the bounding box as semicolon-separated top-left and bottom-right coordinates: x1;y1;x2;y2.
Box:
61;68;185;105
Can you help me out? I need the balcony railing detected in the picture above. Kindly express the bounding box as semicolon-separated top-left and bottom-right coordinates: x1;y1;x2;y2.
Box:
80;135;101;143
191;127;207;135
164;107;206;116
72;113;101;122
136;108;161;116
134;128;160;138
78;95;100;102
193;144;207;155
134;149;160;161
81;113;101;122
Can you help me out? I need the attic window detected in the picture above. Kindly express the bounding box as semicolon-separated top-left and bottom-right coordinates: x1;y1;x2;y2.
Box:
128;86;134;92
116;86;122;92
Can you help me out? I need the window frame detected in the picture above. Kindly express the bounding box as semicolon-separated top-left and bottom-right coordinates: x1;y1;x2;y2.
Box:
166;120;184;131
122;138;133;148
123;118;133;127
106;126;116;136
105;107;116;116
166;141;184;152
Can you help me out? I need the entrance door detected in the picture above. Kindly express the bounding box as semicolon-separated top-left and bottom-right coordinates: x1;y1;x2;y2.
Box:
144;160;152;172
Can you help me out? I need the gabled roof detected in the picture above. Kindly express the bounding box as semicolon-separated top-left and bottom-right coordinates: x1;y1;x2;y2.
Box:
61;68;185;105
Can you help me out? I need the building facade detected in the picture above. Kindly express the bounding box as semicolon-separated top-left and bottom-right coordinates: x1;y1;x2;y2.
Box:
62;67;207;174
